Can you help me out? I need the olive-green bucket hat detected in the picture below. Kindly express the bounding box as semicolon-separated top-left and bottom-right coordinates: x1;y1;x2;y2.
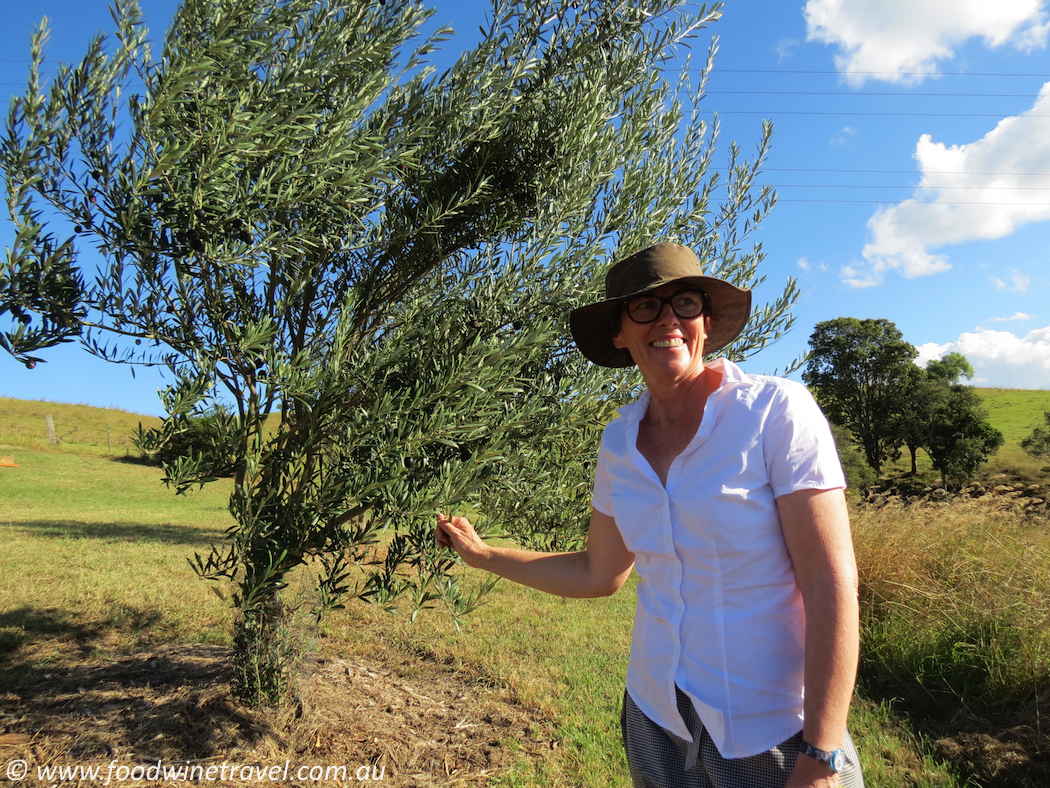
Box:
569;243;751;368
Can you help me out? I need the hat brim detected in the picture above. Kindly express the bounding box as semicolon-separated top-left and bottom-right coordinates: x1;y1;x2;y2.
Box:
569;276;752;368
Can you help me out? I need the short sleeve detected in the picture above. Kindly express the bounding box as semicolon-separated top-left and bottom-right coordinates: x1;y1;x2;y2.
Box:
762;380;846;498
591;436;615;516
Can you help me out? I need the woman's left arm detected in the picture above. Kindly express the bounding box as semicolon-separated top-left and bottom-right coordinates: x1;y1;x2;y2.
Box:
777;487;860;788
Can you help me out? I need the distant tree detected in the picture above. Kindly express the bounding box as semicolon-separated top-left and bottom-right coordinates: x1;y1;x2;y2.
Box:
895;353;1001;484
803;317;917;473
896;353;977;475
1020;412;1050;465
926;384;1003;488
895;365;944;475
925;352;974;383
1;0;797;703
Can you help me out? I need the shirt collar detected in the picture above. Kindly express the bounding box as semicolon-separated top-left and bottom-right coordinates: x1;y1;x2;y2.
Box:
617;357;753;424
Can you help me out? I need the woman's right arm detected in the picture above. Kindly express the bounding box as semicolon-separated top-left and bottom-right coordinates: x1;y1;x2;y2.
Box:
435;508;634;599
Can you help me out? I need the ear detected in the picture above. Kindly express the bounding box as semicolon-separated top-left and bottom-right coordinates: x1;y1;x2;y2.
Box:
611;306;626;349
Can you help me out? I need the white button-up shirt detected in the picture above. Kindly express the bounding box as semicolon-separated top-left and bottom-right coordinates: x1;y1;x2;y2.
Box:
592;358;846;758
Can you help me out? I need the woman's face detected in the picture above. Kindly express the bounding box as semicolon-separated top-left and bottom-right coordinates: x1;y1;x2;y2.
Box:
612;283;710;385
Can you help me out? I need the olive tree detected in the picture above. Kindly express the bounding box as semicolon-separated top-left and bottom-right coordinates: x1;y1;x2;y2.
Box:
2;0;797;702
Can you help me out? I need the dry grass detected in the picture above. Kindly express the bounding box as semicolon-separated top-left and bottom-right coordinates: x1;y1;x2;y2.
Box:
852;497;1050;786
0;397;161;456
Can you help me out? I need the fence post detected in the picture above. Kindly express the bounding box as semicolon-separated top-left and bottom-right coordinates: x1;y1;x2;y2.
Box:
46;414;57;445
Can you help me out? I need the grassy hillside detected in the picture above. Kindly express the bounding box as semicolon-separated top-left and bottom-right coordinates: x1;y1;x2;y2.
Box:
976;388;1050;479
0;397;162;457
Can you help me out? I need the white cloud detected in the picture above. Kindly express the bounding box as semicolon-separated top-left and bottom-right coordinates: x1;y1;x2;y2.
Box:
804;0;1050;86
917;326;1050;387
988;312;1033;322
840;264;878;287
830;126;857;146
992;272;1032;292
852;82;1050;283
774;38;800;62
798;257;831;273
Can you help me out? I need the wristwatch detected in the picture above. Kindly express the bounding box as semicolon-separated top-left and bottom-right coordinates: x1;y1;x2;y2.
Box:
800;741;847;773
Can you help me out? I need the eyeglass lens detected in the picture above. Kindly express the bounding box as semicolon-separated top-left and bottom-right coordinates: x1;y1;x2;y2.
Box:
627;290;705;323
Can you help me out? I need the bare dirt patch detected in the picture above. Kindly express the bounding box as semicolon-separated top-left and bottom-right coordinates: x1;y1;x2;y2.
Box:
0;641;556;786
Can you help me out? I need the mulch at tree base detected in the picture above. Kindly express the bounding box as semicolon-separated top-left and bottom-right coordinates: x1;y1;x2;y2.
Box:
0;641;557;786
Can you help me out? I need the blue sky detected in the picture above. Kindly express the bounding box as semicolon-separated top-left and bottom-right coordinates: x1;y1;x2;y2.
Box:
3;0;1050;416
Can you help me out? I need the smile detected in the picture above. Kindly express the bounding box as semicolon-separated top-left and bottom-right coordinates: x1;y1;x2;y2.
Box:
650;338;685;348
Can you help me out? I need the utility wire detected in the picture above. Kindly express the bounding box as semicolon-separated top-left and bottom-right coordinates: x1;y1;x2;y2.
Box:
705;90;1043;98
702;110;1050;118
724;167;1050;176
778;198;1050;205
709;69;1050;78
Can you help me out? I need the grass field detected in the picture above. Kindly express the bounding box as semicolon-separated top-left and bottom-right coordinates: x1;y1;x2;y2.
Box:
976;388;1050;479
3;392;1050;785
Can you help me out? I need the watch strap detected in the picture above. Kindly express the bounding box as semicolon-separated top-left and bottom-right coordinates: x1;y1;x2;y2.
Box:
800;740;846;773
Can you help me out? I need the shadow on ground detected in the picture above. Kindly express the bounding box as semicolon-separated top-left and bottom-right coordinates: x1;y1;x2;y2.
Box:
3;519;221;546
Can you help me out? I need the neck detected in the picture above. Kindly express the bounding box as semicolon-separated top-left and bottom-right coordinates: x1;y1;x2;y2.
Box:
644;363;721;426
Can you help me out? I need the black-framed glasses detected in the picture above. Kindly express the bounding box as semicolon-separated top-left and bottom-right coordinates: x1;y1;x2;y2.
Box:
625;289;706;324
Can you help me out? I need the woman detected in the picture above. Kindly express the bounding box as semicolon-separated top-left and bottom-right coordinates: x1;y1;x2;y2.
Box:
436;243;864;788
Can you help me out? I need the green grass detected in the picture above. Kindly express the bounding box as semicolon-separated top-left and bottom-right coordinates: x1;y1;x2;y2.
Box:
0;447;234;689
975;388;1050;480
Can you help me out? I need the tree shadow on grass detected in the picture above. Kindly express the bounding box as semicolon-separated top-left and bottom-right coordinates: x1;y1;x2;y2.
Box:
0;605;262;764
0;643;266;764
1;606;176;689
3;519;222;546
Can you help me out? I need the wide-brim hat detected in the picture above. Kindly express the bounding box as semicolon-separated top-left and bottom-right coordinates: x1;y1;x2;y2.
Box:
569;243;751;368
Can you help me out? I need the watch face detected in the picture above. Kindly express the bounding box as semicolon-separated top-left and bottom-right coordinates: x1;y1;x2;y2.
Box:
828;749;846;772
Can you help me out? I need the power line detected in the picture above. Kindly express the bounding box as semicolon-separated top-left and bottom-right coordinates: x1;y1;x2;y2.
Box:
738;167;1050;176
706;90;1043;98
703;110;1050;118
777;198;1050;205
770;184;1050;190
710;69;1050;78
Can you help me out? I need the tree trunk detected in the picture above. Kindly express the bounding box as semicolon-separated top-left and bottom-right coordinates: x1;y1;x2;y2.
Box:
233;593;290;705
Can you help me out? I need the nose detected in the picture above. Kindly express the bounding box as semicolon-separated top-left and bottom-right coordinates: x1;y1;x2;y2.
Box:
655;301;680;324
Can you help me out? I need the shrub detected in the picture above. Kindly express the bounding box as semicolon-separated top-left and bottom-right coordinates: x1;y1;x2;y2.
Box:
132;406;242;479
831;423;879;493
